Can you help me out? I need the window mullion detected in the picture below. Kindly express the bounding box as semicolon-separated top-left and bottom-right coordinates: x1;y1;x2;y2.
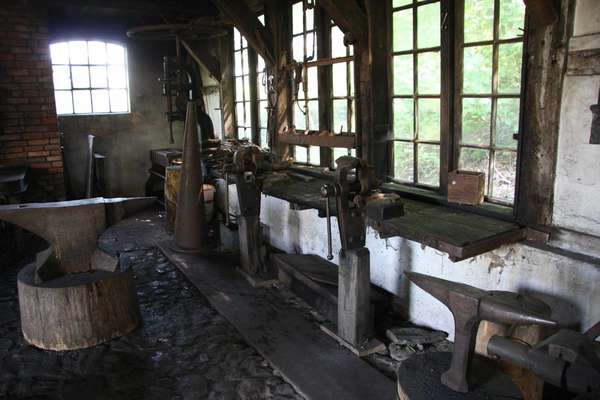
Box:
489;0;501;198
412;1;419;184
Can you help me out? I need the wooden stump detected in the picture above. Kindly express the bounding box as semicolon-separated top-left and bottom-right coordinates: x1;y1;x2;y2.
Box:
397;352;522;400
18;263;141;351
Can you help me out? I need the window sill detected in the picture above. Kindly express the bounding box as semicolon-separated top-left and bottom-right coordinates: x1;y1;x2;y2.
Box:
264;166;525;261
381;181;516;223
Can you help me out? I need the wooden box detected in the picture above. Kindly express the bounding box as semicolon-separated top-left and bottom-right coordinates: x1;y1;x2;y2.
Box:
447;170;485;205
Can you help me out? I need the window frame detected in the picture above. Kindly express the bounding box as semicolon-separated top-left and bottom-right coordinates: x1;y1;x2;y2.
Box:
50;40;130;116
232;29;253;141
389;0;527;210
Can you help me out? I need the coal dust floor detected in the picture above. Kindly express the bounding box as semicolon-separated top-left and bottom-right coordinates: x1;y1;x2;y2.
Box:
0;211;304;400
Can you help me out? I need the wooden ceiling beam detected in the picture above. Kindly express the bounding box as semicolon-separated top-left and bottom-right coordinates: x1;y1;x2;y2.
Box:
211;0;276;67
315;0;368;45
180;38;222;82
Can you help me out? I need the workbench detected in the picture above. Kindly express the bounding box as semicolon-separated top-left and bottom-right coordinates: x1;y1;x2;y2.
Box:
260;167;524;262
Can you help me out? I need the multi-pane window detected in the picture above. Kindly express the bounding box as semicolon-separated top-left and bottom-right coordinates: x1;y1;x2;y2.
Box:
392;0;441;187
256;16;269;148
292;1;320;165
457;0;525;203
331;23;357;164
50;41;129;115
233;28;252;140
391;0;525;205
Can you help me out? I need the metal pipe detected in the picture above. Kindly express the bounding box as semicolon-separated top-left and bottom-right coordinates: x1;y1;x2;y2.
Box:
224;172;230;226
325;195;333;260
488;335;565;388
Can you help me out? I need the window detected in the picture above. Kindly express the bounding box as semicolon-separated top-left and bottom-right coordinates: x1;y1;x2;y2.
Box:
331;23;357;164
233;28;252;140
292;1;320;165
391;0;525;204
50;41;129;115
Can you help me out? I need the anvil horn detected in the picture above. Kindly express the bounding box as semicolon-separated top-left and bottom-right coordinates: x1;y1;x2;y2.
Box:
405;271;487;307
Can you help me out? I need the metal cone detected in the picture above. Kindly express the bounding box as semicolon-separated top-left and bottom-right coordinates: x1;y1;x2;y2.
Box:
173;100;207;252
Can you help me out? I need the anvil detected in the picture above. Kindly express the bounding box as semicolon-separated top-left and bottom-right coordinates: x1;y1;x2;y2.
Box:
405;272;557;393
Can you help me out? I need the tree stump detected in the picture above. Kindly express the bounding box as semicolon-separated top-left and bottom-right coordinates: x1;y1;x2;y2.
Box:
18;262;141;351
397;352;522;400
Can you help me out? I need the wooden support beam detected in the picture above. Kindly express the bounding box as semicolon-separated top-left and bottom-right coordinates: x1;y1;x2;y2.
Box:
212;0;276;67
278;132;356;148
265;0;293;155
217;30;236;138
180;38;222;82
316;0;368;45
316;6;333;167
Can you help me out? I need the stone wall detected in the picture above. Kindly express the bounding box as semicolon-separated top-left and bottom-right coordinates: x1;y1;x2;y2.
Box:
0;0;65;201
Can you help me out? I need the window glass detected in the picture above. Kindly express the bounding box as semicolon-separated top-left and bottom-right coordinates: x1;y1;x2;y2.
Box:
459;0;525;203
50;41;129;115
330;22;356;168
292;2;320;165
391;0;441;187
233;28;252;140
391;0;525;204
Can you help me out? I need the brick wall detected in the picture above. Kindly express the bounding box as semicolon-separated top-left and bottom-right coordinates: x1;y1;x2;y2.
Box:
0;1;65;201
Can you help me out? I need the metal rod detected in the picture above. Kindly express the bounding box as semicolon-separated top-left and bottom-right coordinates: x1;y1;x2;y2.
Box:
325;194;333;260
224;172;230;226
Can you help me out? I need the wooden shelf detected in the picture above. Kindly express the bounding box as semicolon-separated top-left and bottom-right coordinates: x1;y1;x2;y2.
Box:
278;133;356;148
261;169;525;261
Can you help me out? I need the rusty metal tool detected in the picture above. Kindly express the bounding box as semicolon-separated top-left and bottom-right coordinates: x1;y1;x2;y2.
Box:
405;272;557;393
488;322;600;395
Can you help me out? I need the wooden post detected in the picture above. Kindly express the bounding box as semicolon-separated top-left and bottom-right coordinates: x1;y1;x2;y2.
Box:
238;214;263;276
265;0;292;156
219;29;236;139
338;247;371;347
316;7;333;167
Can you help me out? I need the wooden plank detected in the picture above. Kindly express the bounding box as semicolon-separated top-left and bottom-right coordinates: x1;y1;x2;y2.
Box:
316;6;333;167
180;38;221;82
278;133;356;148
365;0;392;178
261;172;337;215
213;0;276;67
260;171;524;261
218;30;236;138
265;0;293;155
158;243;396;400
516;0;568;226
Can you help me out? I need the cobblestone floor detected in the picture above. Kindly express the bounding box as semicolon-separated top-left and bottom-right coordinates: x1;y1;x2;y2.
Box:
0;212;304;400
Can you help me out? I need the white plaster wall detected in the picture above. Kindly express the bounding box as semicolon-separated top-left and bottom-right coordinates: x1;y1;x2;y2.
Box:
573;0;600;37
553;75;600;236
258;196;600;340
552;0;600;236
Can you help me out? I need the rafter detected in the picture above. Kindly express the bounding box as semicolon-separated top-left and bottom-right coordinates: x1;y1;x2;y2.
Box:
180;38;222;82
211;0;276;67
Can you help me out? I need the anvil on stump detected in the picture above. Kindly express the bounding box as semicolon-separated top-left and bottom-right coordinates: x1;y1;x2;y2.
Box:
0;197;154;351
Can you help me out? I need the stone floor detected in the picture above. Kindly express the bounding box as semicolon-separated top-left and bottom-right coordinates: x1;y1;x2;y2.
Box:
0;210;304;400
0;207;455;400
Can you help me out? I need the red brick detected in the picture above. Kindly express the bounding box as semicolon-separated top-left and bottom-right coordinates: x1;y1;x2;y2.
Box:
46;155;62;162
29;162;50;168
0;134;22;141
0;54;15;61
4;152;26;159
50;161;63;168
27;150;49;157
5;97;29;104
27;138;48;146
